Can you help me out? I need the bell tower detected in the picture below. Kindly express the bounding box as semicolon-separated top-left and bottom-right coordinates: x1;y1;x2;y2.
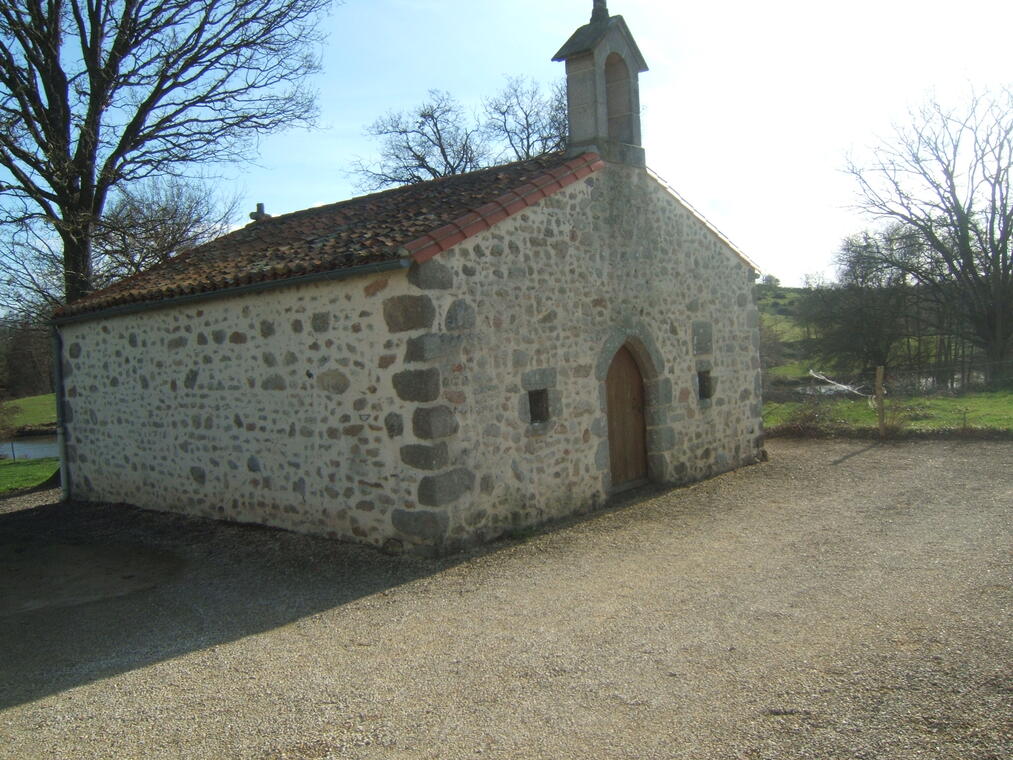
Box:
553;1;648;166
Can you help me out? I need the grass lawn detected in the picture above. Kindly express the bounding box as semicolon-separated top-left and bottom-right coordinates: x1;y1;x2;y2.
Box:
767;360;811;380
764;390;1013;432
6;393;56;428
0;457;59;494
761;312;806;343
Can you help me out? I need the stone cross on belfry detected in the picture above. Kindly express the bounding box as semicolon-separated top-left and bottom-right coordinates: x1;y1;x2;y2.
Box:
591;0;609;23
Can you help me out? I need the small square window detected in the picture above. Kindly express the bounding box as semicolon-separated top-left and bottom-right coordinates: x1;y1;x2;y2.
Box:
528;389;550;424
697;370;714;401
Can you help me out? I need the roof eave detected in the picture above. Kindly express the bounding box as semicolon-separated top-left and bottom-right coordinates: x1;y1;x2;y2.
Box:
53;257;411;327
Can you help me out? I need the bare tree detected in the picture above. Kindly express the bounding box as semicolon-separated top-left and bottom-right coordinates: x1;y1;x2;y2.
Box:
0;318;52;398
0;0;331;304
92;179;239;288
0;222;63;321
483;76;567;161
351;78;567;191
351;90;489;190
797;229;915;375
847;89;1013;381
0;179;237;321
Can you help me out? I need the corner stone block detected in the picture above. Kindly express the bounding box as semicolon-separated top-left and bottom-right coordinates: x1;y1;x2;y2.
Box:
400;442;449;471
647;426;677;452
418;468;475;507
393;368;441;402
413;405;459;440
383;295;435;333
692;321;713;355
646;377;673;407
408;258;453;290
521;367;557;390
645;406;669;428
392;507;449;541
445;299;476;331
648;453;669;481
517;394;531;424
548;389;563;420
595;439;611;471
405;333;463;363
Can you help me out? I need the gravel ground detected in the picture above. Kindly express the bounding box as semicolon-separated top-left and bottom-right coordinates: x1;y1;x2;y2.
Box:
0;439;1010;759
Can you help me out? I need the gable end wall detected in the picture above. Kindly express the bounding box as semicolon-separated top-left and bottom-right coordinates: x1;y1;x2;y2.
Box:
407;163;762;549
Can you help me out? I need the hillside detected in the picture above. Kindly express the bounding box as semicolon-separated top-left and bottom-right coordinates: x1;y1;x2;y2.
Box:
755;284;810;383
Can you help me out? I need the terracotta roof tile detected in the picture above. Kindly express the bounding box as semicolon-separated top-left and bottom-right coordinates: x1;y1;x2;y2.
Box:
57;151;604;318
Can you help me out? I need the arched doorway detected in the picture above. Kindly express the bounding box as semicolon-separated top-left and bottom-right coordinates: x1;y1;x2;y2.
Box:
606;345;647;488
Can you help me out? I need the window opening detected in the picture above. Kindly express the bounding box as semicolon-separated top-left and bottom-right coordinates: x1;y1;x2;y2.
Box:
528;389;550;424
697;371;714;401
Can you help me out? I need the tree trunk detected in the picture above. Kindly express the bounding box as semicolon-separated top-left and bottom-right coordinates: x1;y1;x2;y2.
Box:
62;233;94;305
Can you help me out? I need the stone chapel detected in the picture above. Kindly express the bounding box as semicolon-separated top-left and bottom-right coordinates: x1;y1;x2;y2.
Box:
53;2;765;554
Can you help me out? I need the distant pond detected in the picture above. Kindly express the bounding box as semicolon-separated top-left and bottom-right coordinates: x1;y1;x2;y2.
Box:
0;435;59;460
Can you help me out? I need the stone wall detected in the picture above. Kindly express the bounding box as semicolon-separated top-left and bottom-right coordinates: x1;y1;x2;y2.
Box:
59;272;432;550
403;163;762;549
59;162;762;554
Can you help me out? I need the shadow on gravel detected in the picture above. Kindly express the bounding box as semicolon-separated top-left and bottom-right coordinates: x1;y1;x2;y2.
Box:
830;442;881;465
0;498;465;710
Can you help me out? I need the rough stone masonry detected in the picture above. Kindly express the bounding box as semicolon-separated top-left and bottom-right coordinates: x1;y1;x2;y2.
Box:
58;163;763;555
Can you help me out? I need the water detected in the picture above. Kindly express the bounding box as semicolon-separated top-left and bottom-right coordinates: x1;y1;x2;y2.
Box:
0;435;59;460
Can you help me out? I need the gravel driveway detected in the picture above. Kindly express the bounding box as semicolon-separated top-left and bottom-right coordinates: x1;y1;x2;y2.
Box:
1;439;1010;759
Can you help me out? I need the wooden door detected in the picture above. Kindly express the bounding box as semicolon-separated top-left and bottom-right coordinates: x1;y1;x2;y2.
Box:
606;346;647;488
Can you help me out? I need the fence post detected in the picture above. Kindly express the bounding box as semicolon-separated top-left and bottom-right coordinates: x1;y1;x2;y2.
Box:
875;366;886;439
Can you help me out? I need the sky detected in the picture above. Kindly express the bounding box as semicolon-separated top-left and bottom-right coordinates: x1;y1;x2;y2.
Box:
231;0;1013;286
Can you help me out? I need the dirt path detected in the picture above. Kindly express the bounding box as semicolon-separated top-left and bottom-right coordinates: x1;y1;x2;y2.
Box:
1;439;1010;759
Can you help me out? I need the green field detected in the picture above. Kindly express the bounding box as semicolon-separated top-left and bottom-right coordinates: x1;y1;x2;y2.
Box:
767;360;811;379
762;312;807;343
0;457;59;494
764;390;1013;433
6;393;56;428
757;285;1013;435
756;286;809;379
